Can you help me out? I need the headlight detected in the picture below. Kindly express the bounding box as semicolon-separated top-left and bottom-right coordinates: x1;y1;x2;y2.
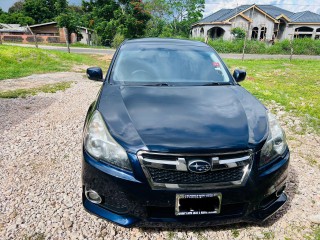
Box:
260;112;287;167
83;110;132;170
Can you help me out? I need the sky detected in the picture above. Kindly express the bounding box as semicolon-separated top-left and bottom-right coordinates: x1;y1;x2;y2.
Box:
0;0;320;16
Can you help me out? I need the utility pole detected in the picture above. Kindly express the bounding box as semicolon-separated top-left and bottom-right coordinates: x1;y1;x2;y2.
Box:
27;25;38;48
64;27;70;53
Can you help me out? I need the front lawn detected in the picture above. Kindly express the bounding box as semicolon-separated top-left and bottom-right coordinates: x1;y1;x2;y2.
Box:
225;59;320;133
0;45;107;80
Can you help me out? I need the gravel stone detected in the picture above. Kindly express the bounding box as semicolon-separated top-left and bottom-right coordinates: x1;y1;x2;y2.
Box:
0;72;319;239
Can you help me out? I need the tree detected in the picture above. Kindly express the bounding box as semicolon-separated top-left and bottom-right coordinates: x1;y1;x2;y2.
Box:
8;0;25;13
81;0;150;45
56;10;80;42
23;0;68;23
0;11;35;25
144;0;204;37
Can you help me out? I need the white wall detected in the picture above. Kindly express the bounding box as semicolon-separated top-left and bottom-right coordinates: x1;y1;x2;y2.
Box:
242;9;275;41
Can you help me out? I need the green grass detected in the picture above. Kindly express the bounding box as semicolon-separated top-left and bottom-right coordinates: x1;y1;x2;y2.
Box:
0;82;73;98
305;225;320;240
0;45;107;80
225;59;320;133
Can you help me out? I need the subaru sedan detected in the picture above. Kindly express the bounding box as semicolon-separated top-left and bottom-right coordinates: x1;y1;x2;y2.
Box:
82;38;289;227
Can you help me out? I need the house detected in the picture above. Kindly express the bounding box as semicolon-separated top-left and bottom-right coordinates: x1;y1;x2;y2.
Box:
77;27;94;45
0;21;94;45
191;4;320;42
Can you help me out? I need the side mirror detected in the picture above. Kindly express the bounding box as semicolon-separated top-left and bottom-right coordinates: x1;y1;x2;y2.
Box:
233;69;246;82
87;67;104;81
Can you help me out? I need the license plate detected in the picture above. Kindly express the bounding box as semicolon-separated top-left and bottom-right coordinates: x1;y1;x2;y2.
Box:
175;193;222;216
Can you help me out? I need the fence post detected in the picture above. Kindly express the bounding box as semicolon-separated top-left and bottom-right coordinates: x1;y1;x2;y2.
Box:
0;31;2;45
289;34;294;61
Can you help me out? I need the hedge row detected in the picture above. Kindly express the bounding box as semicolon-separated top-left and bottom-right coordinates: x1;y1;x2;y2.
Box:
193;38;320;55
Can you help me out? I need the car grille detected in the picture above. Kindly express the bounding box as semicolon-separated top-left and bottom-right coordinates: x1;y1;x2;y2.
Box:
147;166;244;184
137;150;253;190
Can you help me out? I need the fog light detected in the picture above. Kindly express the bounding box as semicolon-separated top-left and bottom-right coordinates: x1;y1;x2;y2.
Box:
85;189;102;204
276;184;286;197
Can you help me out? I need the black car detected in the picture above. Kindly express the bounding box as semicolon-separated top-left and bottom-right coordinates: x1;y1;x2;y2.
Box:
82;38;289;227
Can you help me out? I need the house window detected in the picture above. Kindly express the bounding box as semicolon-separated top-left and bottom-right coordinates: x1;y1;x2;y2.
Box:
260;27;267;40
294;26;314;38
252;27;258;40
315;28;320;40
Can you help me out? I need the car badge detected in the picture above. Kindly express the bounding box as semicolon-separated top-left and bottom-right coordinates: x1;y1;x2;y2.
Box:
188;160;211;173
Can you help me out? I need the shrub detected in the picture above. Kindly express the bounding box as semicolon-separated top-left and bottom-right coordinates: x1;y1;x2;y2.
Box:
231;27;246;39
111;33;125;49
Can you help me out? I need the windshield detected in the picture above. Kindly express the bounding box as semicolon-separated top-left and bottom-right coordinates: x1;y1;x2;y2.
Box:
110;45;233;86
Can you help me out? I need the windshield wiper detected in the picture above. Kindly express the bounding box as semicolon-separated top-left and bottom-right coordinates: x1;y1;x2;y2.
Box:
202;82;233;86
143;83;171;86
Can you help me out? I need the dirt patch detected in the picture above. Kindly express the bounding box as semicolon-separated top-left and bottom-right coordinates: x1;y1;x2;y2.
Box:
0;72;84;92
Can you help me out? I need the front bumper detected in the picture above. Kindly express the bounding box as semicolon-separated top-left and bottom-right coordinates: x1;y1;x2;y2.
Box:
82;149;290;227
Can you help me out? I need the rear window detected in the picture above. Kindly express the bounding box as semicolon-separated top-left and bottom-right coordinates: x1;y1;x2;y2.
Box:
110;45;232;86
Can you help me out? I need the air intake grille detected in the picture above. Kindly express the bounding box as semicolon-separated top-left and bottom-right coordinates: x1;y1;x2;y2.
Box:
147;166;243;184
137;150;253;190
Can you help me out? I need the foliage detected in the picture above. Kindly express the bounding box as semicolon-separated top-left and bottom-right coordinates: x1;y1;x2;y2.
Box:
56;9;81;42
144;0;204;37
81;0;150;45
0;45;107;80
231;27;246;39
111;33;125;49
195;38;320;55
225;58;320;133
0;82;73;98
0;11;35;25
8;0;25;13
23;0;68;23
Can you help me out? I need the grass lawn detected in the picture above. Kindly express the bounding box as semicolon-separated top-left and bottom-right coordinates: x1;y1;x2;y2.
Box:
0;45;108;80
225;59;320;133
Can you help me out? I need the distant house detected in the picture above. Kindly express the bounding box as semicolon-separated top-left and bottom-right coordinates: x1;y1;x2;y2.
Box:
77;27;94;45
0;21;94;45
191;4;320;42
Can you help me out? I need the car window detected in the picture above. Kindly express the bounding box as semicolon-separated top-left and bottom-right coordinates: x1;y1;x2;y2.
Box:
110;46;232;86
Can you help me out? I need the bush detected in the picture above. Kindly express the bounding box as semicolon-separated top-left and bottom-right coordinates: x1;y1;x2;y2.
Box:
231;27;246;40
193;37;320;55
111;33;125;49
292;38;320;55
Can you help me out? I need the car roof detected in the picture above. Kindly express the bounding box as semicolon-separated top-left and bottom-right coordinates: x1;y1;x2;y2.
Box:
124;38;208;48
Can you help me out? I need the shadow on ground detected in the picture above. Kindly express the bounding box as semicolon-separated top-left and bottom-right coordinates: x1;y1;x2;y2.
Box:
0;96;55;132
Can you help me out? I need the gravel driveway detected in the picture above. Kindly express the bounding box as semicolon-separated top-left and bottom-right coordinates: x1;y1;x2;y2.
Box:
0;73;319;240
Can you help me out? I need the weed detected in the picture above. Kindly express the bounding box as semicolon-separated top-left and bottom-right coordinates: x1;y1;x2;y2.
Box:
231;229;240;238
0;82;73;98
23;232;45;240
263;230;275;239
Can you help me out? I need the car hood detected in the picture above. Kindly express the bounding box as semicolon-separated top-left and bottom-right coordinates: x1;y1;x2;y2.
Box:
98;85;268;153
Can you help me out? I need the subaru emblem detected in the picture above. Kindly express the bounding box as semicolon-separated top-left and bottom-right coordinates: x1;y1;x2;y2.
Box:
188;160;211;173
